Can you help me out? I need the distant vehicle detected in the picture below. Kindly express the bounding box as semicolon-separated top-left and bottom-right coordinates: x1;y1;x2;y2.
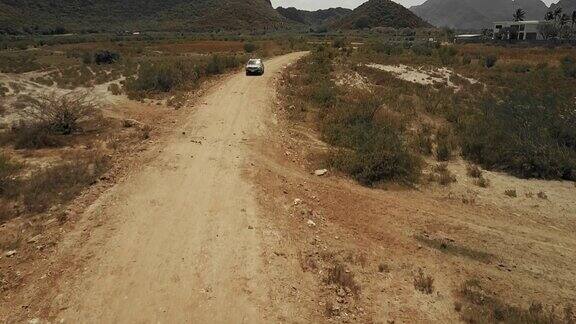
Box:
246;59;264;76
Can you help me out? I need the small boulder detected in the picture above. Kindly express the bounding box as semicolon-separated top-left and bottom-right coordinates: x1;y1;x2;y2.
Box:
314;169;328;176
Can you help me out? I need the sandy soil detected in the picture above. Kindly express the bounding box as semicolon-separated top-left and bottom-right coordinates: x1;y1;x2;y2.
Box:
365;63;478;91
0;70;125;127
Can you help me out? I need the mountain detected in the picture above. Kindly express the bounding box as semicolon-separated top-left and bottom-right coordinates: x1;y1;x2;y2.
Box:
411;0;549;30
276;7;353;27
0;0;288;34
331;0;430;29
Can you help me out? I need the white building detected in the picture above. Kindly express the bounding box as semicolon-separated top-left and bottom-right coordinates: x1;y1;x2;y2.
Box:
493;21;545;41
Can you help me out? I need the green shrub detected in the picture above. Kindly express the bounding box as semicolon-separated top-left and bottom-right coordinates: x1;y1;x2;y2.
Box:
126;59;200;93
438;46;458;65
511;64;531;73
108;83;122;95
312;81;337;107
484;55;498;68
322;91;422;186
205;54;242;75
331;130;422;186
332;38;346;49
354;16;370;29
0;153;20;197
94;50;120;64
81;51;93;64
371;42;403;56
435;126;456;161
243;42;257;53
560;56;576;78
412;44;434;56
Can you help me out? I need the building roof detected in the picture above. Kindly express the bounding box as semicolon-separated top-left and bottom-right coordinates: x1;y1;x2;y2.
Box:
493;20;542;24
455;34;482;38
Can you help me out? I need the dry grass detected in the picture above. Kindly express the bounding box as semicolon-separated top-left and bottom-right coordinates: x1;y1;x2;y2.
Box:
378;262;390;273
505;189;518;198
325;263;361;296
413;268;434;294
20;91;100;136
537;191;548;200
458;279;575;323
428;163;457;186
108;83;122;95
474;176;491;188
5;92;100;149
466;164;483;178
21;152;109;213
0;153;20;199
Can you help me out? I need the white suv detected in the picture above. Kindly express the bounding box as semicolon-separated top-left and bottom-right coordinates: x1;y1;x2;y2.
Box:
245;59;264;76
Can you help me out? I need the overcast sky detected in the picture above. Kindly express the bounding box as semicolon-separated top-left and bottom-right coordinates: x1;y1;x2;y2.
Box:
270;0;559;11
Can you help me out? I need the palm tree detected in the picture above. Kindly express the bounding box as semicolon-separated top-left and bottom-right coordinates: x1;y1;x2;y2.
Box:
545;10;555;21
554;7;563;19
513;8;526;21
560;13;570;26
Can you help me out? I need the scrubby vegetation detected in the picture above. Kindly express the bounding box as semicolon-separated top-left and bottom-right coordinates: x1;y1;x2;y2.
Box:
347;42;576;182
4;92;100;149
458;279;575;323
22;153;109;213
280;46;422;186
125;54;246;97
0;153;20;198
0;151;109;221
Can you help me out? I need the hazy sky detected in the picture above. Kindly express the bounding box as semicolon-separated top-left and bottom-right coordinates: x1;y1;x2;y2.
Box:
271;0;559;11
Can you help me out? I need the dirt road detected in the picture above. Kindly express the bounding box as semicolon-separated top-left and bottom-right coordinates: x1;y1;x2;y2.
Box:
54;52;307;323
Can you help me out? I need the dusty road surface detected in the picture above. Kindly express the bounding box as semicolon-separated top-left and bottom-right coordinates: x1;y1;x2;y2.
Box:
49;52;308;323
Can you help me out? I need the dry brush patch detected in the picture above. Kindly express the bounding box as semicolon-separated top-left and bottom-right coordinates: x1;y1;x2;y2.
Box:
457;279;575;324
